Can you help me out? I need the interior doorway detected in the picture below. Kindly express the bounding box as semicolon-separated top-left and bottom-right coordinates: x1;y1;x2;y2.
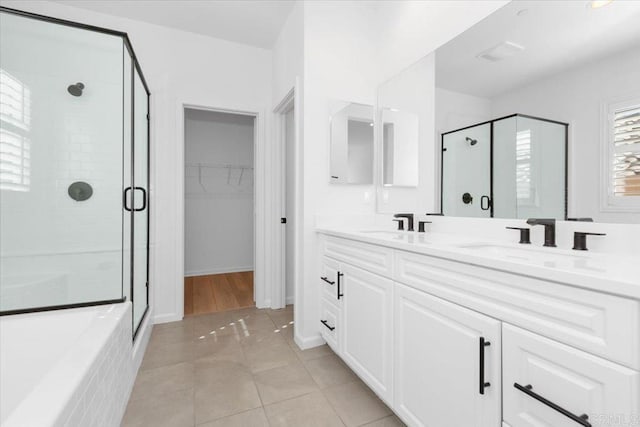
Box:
183;108;256;315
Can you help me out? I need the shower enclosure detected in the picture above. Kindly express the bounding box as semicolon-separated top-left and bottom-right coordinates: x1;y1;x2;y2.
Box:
0;8;150;336
441;114;568;219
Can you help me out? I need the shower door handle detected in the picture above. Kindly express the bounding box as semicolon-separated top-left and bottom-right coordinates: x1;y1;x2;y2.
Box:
480;196;491;211
134;187;147;211
123;187;133;212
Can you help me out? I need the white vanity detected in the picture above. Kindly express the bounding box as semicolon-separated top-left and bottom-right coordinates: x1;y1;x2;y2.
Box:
316;227;639;427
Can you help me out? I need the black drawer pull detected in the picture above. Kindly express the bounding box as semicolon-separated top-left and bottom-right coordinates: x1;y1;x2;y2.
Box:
337;272;344;300
320;276;335;285
320;320;335;331
514;383;591;427
479;337;491;394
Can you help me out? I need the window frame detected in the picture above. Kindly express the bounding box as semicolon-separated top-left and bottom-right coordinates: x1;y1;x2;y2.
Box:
600;95;640;212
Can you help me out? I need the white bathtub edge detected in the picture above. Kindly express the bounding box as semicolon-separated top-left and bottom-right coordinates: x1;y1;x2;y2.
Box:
3;303;131;427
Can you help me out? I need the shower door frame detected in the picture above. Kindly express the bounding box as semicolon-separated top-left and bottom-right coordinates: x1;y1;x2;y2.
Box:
0;7;151;338
439;113;569;219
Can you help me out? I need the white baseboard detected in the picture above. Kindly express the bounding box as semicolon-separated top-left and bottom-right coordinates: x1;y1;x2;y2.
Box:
286;295;295;305
184;266;253;277
153;312;183;324
294;333;326;350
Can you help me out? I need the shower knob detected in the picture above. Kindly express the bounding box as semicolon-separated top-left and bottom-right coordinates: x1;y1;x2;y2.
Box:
68;181;93;201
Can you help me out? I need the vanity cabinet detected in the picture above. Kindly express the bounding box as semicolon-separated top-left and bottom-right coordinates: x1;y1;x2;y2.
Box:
318;233;640;427
341;263;393;403
503;324;640;427
320;246;394;403
394;283;501;427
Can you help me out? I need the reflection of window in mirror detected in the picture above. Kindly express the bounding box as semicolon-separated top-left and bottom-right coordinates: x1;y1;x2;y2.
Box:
603;99;640;210
515;129;533;206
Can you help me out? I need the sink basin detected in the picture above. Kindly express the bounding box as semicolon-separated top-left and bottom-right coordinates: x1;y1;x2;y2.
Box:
457;243;585;262
357;230;407;236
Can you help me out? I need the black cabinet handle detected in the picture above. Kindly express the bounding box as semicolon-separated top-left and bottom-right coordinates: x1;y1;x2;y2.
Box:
480;196;491;211
337;272;344;300
134;187;147;211
320;276;335;285
479;337;491;394
320;320;335;331
513;383;591;427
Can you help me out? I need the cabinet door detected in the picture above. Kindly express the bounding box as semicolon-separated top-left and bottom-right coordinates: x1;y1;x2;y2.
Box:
342;264;394;403
394;283;501;427
503;324;640;427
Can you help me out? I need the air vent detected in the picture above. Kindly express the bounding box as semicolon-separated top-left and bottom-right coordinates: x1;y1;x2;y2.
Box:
477;42;524;62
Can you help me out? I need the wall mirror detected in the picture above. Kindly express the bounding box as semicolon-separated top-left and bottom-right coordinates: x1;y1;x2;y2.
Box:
329;101;374;185
435;0;640;222
375;54;434;214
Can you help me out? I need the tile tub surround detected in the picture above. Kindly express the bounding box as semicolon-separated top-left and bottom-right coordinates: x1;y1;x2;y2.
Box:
124;305;404;427
0;302;135;427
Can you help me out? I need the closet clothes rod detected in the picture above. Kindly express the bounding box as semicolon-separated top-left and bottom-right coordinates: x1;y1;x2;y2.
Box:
186;162;254;170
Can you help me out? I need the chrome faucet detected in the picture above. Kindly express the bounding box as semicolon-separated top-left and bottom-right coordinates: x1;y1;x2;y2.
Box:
526;218;556;247
393;213;415;232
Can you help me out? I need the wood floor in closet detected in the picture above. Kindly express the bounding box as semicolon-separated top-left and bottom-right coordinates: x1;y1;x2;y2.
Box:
184;271;254;316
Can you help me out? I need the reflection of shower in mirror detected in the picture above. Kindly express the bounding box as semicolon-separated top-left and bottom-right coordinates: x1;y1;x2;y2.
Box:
466;137;477;146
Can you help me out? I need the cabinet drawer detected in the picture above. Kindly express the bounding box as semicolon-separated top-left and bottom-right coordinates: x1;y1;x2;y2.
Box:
320;257;341;303
324;236;393;278
395;251;640;369
503;324;640;427
320;299;340;354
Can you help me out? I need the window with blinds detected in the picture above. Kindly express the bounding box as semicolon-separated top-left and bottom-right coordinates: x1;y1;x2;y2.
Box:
612;104;640;198
0;69;31;192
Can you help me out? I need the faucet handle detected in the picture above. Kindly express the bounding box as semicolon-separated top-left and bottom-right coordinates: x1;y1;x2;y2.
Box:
392;219;405;231
506;227;531;244
573;232;606;251
418;221;432;233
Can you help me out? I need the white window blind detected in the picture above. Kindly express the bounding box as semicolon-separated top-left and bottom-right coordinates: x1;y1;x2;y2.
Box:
612;105;640;198
0;69;31;192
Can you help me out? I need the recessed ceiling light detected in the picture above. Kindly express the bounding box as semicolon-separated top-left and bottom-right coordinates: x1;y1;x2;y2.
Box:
588;0;613;9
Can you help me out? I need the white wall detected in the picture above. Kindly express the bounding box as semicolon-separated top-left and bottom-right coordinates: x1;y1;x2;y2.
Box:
491;47;640;223
2;1;274;323
184;110;254;276
435;87;492;135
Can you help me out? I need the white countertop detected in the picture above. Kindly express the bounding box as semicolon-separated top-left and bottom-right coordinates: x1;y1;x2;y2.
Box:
317;227;640;300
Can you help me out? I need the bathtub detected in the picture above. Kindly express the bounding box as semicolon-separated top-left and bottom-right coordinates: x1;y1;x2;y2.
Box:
0;302;135;427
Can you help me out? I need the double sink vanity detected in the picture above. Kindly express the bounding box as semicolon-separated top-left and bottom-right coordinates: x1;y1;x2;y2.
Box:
320;1;640;425
316;216;638;427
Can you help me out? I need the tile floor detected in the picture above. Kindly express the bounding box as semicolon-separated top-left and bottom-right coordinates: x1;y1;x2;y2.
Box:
123;305;405;427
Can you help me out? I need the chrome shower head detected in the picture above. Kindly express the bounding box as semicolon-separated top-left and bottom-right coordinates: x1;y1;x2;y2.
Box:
465;137;477;146
67;82;85;97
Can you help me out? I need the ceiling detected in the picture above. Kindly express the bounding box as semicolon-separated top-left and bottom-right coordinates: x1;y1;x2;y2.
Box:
53;0;295;49
436;0;640;98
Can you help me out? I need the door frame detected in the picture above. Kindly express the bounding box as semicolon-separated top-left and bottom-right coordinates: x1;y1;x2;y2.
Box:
273;82;301;311
176;100;268;319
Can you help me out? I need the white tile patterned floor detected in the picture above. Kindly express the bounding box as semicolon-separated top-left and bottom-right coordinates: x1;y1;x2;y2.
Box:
122;305;405;427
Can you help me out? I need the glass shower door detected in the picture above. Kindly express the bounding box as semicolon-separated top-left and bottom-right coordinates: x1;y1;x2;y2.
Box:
441;123;492;217
132;68;149;334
